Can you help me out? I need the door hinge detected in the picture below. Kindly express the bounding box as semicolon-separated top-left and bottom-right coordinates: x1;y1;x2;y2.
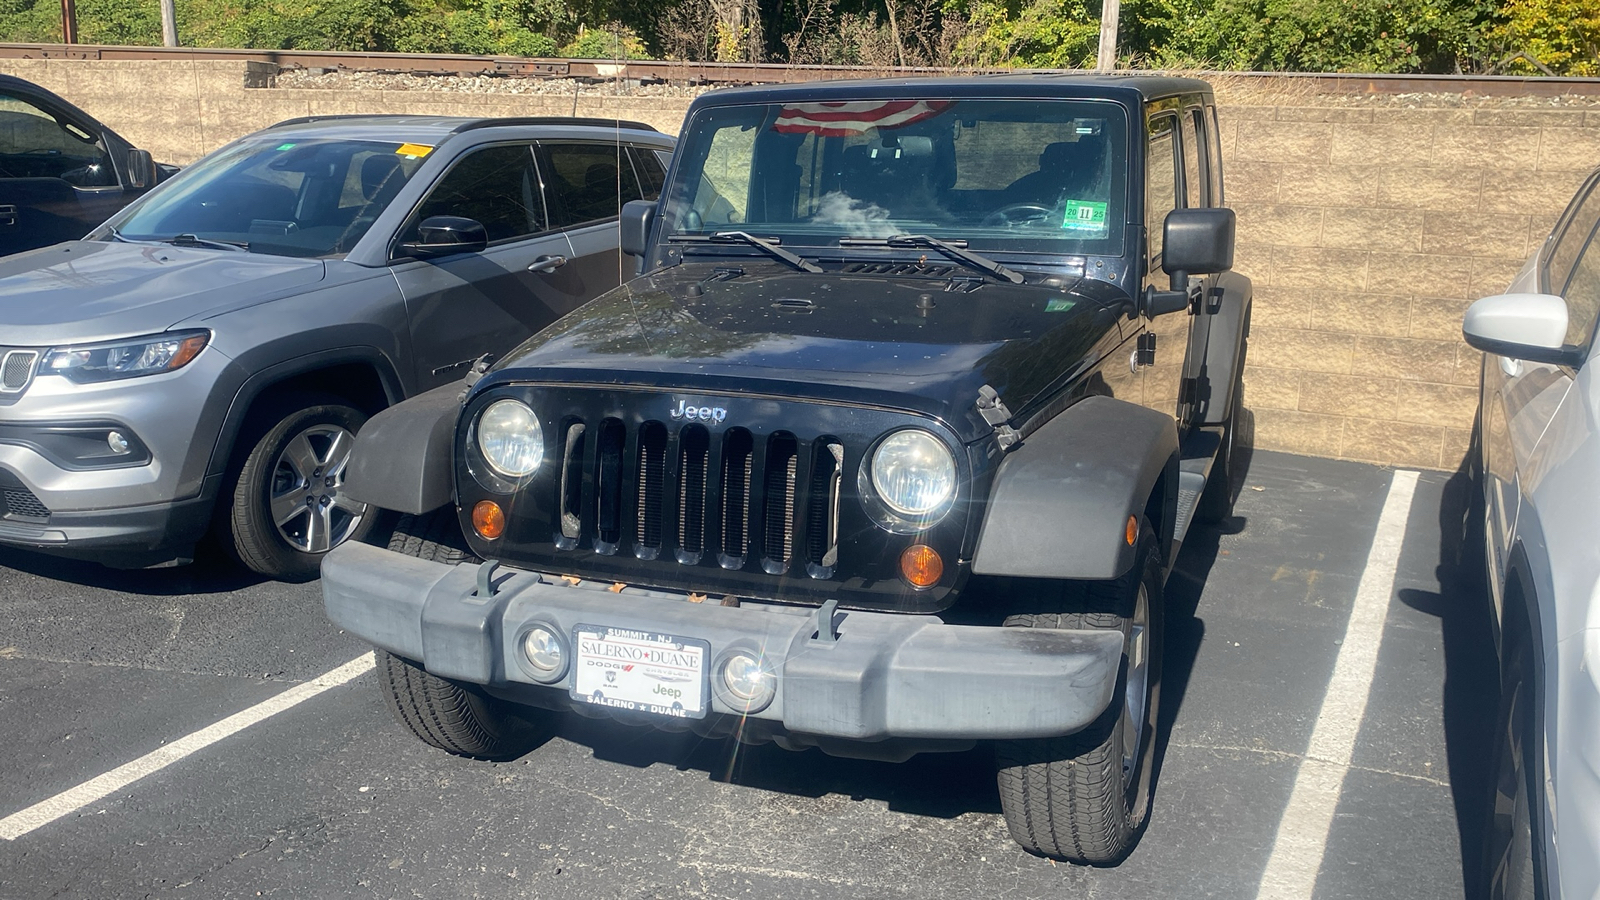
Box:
976;384;1021;451
1137;331;1157;367
0;205;16;228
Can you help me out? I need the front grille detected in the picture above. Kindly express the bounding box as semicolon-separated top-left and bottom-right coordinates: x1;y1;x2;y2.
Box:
553;418;842;578
0;350;38;393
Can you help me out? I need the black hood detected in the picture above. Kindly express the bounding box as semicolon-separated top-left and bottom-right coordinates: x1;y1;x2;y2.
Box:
487;262;1131;442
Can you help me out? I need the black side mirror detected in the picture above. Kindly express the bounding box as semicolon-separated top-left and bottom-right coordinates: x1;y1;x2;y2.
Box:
1163;207;1236;288
399;216;489;259
1142;207;1236;318
620;199;656;257
126;148;157;190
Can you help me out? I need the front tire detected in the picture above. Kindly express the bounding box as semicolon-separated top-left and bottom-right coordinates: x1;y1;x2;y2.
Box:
995;521;1164;865
377;508;550;760
224;400;375;581
1483;635;1541;900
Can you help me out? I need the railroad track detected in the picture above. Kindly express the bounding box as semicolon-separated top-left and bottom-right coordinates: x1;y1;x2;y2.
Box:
4;42;1600;96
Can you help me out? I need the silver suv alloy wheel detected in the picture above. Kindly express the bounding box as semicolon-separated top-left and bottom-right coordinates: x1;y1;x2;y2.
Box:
267;423;367;554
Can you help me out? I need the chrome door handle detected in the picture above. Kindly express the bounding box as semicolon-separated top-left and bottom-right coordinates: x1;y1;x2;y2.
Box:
528;255;566;274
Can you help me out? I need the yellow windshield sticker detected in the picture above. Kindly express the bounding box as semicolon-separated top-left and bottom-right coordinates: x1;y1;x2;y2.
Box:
395;143;434;159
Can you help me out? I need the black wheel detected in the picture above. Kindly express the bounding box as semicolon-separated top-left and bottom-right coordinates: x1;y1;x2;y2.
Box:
1483;638;1541;900
222;399;376;581
377;508;549;759
377;650;548;760
996;521;1164;865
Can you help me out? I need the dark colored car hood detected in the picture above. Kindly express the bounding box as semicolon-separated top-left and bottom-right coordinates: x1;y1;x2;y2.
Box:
488;262;1131;442
0;240;327;346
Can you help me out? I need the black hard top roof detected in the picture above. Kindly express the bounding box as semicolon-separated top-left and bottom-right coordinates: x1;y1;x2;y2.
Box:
689;73;1213;107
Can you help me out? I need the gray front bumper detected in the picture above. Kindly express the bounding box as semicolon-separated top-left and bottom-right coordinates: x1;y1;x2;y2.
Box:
322;542;1124;742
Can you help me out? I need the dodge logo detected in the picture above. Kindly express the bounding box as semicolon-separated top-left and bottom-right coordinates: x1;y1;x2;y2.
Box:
669;399;727;424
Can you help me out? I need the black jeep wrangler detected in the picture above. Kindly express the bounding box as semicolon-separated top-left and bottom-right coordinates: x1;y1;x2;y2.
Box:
323;75;1252;865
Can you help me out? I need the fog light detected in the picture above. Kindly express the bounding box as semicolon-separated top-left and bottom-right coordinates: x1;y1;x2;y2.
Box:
107;431;130;455
900;544;943;589
473;500;505;540
521;625;564;675
719;651;775;711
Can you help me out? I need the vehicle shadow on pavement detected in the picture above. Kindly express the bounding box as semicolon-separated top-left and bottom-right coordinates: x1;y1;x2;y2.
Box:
1396;459;1498;898
0;545;270;597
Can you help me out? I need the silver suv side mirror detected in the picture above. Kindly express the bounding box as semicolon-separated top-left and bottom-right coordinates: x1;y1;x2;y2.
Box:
1462;293;1579;366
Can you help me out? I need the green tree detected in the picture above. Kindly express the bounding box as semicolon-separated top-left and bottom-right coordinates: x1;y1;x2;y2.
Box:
1496;0;1600;74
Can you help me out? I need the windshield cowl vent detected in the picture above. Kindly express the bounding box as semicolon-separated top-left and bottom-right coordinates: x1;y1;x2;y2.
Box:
841;262;955;278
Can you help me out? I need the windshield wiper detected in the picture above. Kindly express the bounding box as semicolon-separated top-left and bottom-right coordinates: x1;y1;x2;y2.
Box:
669;231;822;273
839;234;1023;284
163;233;248;252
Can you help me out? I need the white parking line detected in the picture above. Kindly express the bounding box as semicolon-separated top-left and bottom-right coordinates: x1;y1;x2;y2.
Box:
1253;469;1419;899
0;652;375;841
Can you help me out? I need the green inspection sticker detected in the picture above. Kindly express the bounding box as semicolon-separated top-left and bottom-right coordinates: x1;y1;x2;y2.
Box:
1061;199;1108;236
1045;297;1076;312
275;142;297;151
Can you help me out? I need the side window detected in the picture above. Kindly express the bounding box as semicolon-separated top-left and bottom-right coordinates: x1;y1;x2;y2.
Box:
1206;106;1225;206
1146;115;1179;274
543;142;643;228
405;143;546;244
0;92;115;187
629;145;666;201
1548;178;1600;296
1556;213;1600;349
1179;109;1203;209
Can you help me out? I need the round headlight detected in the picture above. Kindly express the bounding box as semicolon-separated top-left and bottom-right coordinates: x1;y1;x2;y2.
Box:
477;399;544;478
870;429;956;519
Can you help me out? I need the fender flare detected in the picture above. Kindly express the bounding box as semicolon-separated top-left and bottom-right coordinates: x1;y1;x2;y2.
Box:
1201;270;1253;426
972;395;1178;581
341;380;465;515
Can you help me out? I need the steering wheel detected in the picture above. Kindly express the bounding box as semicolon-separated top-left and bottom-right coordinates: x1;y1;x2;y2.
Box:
982;203;1057;228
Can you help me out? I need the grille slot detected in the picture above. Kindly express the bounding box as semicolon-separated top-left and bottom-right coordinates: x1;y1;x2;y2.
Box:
762;434;799;573
0;350;38;393
806;440;844;574
594;419;624;551
718;429;753;567
675;426;709;564
634;422;667;557
557;422;587;543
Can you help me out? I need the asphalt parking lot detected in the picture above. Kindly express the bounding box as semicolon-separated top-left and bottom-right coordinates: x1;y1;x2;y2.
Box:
0;449;1496;900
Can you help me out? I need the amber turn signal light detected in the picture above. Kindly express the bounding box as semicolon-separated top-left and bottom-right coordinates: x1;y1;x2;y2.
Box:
1126;515;1138;546
900;544;943;589
472;500;506;540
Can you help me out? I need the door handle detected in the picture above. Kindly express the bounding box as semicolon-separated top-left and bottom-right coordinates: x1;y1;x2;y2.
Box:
0;205;16;228
528;255;566;274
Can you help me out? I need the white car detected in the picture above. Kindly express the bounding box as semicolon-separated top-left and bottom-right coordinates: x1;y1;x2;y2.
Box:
1464;164;1600;900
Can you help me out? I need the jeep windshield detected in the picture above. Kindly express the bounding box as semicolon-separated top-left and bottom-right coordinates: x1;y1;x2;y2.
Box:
661;99;1128;259
101;136;428;258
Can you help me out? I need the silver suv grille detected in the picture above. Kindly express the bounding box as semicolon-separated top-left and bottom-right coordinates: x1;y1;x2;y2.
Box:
0;350;39;393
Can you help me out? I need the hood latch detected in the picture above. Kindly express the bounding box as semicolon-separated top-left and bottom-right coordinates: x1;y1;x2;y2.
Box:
976;384;1021;451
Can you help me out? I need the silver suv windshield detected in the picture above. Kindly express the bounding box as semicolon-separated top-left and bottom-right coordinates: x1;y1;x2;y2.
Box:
662;98;1128;257
105;137;428;258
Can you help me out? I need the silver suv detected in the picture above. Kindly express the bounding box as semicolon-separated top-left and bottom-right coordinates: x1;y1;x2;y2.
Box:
0;114;673;579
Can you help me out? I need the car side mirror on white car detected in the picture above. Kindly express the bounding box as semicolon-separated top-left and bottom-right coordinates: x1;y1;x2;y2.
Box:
1462;293;1582;367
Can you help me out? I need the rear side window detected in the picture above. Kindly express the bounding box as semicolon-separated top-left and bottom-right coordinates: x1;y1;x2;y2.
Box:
1548;177;1600;296
630;146;666;200
1179;110;1203;209
405;143;546;244
543;142;643;228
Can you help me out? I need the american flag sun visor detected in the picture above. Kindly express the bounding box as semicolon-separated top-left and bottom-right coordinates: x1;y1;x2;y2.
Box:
772;100;953;137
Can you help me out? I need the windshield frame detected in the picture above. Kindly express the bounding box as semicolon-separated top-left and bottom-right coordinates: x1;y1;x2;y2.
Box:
655;98;1132;266
92;133;432;260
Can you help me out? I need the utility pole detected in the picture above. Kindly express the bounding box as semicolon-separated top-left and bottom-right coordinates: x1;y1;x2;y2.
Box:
160;0;177;46
60;0;77;43
1096;0;1120;72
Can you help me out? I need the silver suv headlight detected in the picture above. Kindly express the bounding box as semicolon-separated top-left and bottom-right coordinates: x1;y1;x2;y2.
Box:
476;399;544;478
43;330;209;383
863;428;956;531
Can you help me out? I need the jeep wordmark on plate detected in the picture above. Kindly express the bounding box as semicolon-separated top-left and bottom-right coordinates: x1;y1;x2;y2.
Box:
323;75;1253;865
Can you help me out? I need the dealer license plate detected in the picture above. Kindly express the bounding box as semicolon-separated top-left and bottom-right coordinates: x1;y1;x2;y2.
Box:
570;625;709;719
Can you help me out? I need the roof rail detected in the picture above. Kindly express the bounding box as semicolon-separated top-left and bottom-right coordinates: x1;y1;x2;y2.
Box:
268;113;427;129
451;116;659;134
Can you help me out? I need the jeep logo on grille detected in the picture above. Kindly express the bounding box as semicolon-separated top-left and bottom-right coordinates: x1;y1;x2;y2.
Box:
669;399;727;424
